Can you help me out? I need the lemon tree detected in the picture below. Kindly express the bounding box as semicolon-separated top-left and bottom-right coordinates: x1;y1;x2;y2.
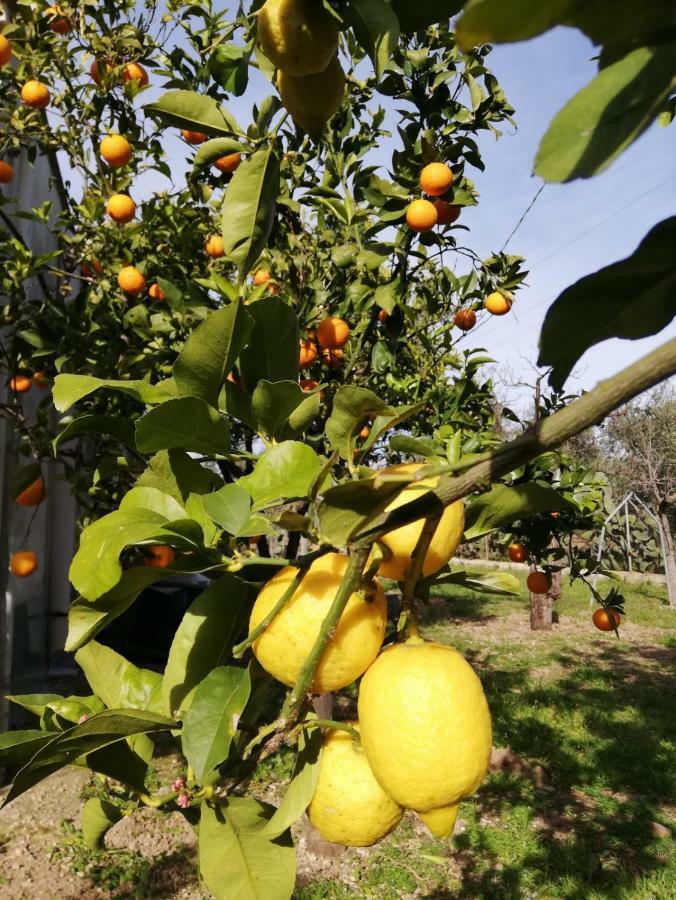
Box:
0;2;675;898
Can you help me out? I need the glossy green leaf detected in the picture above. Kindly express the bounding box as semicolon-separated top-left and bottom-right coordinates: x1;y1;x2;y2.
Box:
201;483;252;535
53;415;136;452
464;484;577;541
199;798;295;900
0;730;52;766
53;374;177;413
208;43;249;95
119;486;186;519
391;0;464;31
81;797;124;850
347;0;399;79
136;397;231;455
136;449;222;503
75;641;163;714
192;137;247;173
539;217;676;389
424;569;520;596
144;90;241;135
251;380;319;440
162;575;253;718
325;386;391;459
318;471;416;546
182;666;251;781
222;146;280;279
239;441;322;511
260;727;321;838
239;299;300;390
173;302;253;407
535;44;676;182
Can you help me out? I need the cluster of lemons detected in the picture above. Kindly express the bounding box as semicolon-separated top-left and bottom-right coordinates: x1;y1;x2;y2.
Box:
248;464;492;846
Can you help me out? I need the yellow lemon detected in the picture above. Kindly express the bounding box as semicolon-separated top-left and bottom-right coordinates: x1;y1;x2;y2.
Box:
358;639;492;838
372;464;465;582
249;552;386;692
277;55;345;138
307;724;403;846
257;0;339;76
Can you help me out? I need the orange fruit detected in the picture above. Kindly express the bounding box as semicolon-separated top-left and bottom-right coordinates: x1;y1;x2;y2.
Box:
33;371;50;389
0;35;12;66
507;542;527;563
10;551;38;577
16;477;46;507
0;160;14;183
82;258;103;278
123;62;148;87
182;129;208;144
107;193;136;223
100;134;132;167
299;339;318;368
90;58;114;85
316;316;350;349
592;608;621;632
144;545;175;568
377;308;389;324
406;199;438;233
434;200;461;225
484;291;512;316
526;571;551;595
253;268;272;286
299;378;321;394
321;347;344;368
21;81;51;109
214;153;242;173
454;308;476;331
420;162;454;197
9;375;31;393
359;425;370;440
148;283;166;301
226;372;244;389
45;6;73;34
205;235;225;258
118;266;146;295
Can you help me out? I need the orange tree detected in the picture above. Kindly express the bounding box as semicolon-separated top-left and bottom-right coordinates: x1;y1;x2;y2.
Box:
1;1;675;895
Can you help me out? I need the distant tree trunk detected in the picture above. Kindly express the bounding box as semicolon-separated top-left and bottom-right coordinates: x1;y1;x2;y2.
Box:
658;505;676;608
530;590;553;630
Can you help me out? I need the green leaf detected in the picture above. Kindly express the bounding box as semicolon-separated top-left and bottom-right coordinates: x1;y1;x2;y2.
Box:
389;434;443;458
325;386;391;458
2;709;172;808
182;666;251;781
260;727;321;838
208;43;249;95
251;380;319;441
75;641;162;713
201;483;252;535
222;146;280;279
239;298;300;390
53;374;177;413
391;0;464;31
119;486;186;519
173;302;254;407
239;441;322;511
11;462;42;500
136;397;231;455
199;798;295;900
81;797;124;850
347;0;400;79
53;415;137;452
0;730;53;766
137;449;222;503
162;575;254;718
538;217;676;389
424;569;521;596
535;44;676;182
7;693;103;723
144;90;241;136
192;137;247;174
464;483;577;541
318;472;415;546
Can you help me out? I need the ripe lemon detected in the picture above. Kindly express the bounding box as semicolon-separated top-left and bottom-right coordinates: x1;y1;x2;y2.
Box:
257;0;339;76
358;639;492;837
278;55;345;138
308;724;403;847
371;463;464;582
249;552;387;692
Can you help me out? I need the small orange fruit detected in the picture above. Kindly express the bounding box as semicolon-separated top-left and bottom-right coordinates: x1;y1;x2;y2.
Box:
321;347;344;368
118;266;146;295
300;378;320;392
253;268;272;286
100;134;132;167
82;258;103;278
148;283;166;301
33;371;50;389
214;153;242;173
299;339;318;368
45;6;73;34
144;545;175;568
107;193;136;223
454;308;476;331
484;291;512;316
406;198;438;233
420;162;454;197
592;608;621;632
377;308;389;323
90;58;114;85
21;80;51;109
16;477;46;507
9;375;31;393
434;200;461;226
182;129;208;144
0;34;12;66
10;551;38;577
526;571;551;595
205;235;225;258
316;316;350;349
123;62;148;87
359;425;370;440
0;160;14;183
507;542;527;563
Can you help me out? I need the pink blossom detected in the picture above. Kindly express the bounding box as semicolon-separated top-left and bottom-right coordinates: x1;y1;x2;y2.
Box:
177;792;190;809
171;777;186;791
78;714;90;724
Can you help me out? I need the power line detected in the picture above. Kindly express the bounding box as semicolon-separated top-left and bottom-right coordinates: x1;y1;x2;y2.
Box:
500;183;546;252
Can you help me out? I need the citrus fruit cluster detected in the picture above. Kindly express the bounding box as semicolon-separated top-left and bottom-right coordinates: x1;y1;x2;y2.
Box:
247;466;492;846
298;315;350;370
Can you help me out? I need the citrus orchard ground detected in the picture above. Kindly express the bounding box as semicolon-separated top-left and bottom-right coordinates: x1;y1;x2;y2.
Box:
0;573;672;899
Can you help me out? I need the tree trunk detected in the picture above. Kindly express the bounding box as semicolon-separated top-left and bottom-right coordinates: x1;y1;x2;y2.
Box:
530;590;554;630
658;509;676;608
